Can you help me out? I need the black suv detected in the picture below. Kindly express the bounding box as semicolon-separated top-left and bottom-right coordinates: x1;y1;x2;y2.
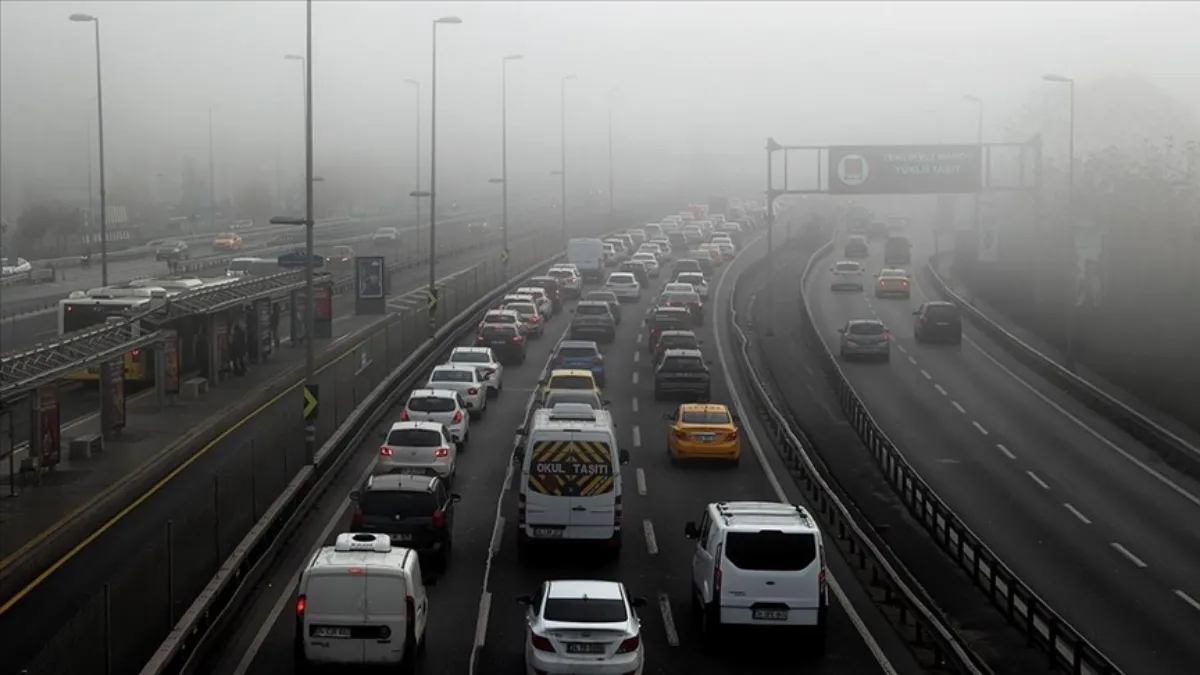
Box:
570;301;617;343
475;323;527;364
913;301;963;344
844;235;869;258
647;307;692;353
350;473;461;572
653;348;711;401
653;329;701;365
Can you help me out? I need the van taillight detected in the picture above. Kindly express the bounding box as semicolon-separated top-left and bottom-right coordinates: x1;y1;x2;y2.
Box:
399;409;410;421
453;410;464;423
614;494;623;528
296;595;306;616
713;567;722;595
380;446;393;457
351;507;363;528
517;493;527;526
406;595;415;624
616;635;640;654
432;510;446;528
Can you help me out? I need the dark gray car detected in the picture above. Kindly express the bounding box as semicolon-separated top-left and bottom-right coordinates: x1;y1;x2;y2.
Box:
570;301;617;343
653;348;711;401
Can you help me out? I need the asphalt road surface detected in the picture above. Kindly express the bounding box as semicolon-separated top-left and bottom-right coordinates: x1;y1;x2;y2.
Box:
205;244;907;675
801;225;1200;674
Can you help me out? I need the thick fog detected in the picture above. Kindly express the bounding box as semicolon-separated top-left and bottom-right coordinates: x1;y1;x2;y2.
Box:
2;1;1198;218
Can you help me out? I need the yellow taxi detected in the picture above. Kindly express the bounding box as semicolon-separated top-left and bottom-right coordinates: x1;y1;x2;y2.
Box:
874;272;911;298
539;369;601;398
664;403;740;466
213;232;244;251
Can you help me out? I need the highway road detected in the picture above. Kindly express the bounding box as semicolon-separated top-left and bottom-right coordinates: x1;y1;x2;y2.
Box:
204;235;915;675
800;226;1200;674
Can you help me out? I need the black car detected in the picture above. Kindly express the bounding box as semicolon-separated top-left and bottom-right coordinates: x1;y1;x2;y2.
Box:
154;240;189;261
277;248;326;268
475;323;527;364
527;276;565;313
653;329;701;365
658;290;703;325
913;301;963;344
653;348;711;401
843;236;869;259
620;260;649;286
350;473;461;572
569;301;617;344
667;231;688;251
868;221;889;239
672;258;703;279
584;290;622;324
647;307;692;353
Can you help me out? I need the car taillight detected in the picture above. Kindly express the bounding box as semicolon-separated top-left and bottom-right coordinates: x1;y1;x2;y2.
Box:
531;634;554;652
435;447;450;458
726;429;739;441
296;594;306;616
453;410;464;423
713;567;723;595
616;635;641;654
467;388;478;396
518;492;527;526
380;446;393;457
351;506;364;528
672;430;688;440
614;494;623;527
531;315;541;323
432;510;446;528
593;356;604;365
399;409;410;421
882;332;890;341
512;335;524;343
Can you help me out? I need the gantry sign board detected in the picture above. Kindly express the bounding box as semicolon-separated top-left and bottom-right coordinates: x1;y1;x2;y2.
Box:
828;145;982;195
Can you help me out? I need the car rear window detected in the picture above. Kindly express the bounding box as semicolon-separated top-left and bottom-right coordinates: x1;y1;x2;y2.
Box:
485;313;516;324
662;356;705;371
481;326;516;340
544;391;603;409
835;263;860;272
577;304;610;316
360;490;436;517
608;274;634;284
408;396;456;413
677;274;704;284
548;269;573;278
508;303;538;315
681;410;730;424
543;598;627;623
558;346;598;359
848;323;886;336
451;351;489;364
661;337;698;350
549;375;594;390
925;305;960;320
586;293;616;303
385;428;441;446
724;531;817;572
431;369;474;382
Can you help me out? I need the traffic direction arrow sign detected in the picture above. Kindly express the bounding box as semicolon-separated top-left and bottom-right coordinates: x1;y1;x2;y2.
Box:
426;288;439;312
303;384;319;420
501;248;510;264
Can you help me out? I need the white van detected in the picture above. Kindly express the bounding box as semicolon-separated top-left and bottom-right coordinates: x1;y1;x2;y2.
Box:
516;404;629;560
293;533;432;671
226;256;270;277
567;238;606;282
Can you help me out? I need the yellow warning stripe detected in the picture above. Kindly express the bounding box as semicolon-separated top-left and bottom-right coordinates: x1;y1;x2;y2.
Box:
527;440;615;496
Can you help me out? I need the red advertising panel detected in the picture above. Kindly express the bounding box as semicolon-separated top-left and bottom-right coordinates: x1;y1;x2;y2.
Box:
315;283;333;321
33;384;62;467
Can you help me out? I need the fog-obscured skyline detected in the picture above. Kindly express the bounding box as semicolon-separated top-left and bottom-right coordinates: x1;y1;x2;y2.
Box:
2;1;1198;217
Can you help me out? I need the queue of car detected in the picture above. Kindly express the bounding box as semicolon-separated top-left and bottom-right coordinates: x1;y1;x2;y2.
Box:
293;208;827;674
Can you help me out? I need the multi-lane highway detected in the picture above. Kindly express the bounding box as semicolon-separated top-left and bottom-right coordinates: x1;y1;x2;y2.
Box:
798;225;1200;674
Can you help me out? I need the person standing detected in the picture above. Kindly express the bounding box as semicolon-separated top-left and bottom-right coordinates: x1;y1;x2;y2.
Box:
230;324;247;376
269;303;281;350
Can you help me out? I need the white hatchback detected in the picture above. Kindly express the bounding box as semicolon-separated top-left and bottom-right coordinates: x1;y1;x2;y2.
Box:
447;347;504;395
830;260;865;291
603;272;641;302
520;580;646;675
378;421;457;480
675;272;709;300
516;286;554;317
425;365;489;418
401;389;470;447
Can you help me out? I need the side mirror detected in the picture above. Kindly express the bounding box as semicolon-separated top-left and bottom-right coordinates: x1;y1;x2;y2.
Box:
516;594;533;606
349;490;360;501
379;431;389;439
696;339;703;344
732;414;741;424
516;426;527;436
569;309;575;314
706;359;714;365
912;310;919;316
618;449;631;465
837;328;845;334
684;521;700;539
537;378;548;386
450;493;462;503
631;597;648;609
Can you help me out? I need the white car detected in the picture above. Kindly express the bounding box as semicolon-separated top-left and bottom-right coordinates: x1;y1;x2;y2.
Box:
520;580;646;675
504;301;545;338
373;227;400;242
712;241;736;260
447;346;504;395
401;389;470;447
630;253;659;278
378;421;457;480
830;260;865;291
663;282;694;295
675;272;709;300
1;256;32;277
425;365;488;418
548;265;583;296
603;272;641;302
516;286;554;317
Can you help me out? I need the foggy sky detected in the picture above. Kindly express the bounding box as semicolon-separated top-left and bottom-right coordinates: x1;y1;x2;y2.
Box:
2;1;1198;217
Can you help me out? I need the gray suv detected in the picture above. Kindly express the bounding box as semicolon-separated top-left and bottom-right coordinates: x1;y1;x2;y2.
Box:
569;301;617;343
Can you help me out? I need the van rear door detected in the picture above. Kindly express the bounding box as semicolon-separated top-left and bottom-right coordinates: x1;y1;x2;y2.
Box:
523;437;574;538
304;569;368;664
719;530;821;625
565;433;617;540
362;570;409;664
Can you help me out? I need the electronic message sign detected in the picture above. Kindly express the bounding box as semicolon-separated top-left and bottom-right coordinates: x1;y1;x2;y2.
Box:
829;145;982;195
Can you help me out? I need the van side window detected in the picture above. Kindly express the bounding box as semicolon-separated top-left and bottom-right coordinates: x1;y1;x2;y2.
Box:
698;510;713;547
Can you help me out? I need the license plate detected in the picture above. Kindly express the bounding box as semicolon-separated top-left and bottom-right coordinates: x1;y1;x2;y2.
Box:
390;533;413;542
752;608;788;621
566;642;607;654
312;626;352;639
490;340;508;345
695;433;716;441
399;467;429;475
532;527;564;539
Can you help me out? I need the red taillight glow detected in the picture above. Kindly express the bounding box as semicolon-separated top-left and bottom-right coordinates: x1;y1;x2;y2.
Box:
531;634;554;652
435;447;450;458
351;507;364;528
296;595;306;616
512;336;524;343
467;388;478;396
432;510;446;527
727;429;739;441
616;635;641;654
672;429;688;440
714;567;723;595
380;446;393;457
399;409;410;421
131;349;141;357
452;410;464;423
882;332;890;342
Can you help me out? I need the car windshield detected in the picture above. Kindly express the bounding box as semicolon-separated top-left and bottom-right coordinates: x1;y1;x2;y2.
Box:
544;390;604;409
836;263;860;272
577;305;609;316
549;375;594;390
542;597;627;623
548;269;573;278
848;323;886;336
558;346;598;359
360;490;437;517
407;396;456;413
161;240;183;247
431;369;474;382
662;356;706;371
451;351;490;364
926;305;960;320
681;409;731;424
385;428;441;447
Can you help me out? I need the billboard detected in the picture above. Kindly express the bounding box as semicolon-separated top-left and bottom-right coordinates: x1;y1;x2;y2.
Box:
829;145;982;195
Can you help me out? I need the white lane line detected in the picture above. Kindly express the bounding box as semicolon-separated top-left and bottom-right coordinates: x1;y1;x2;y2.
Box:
896;344;907;354
490;515;506;553
971;421;989;436
1027;471;1050;490
636;468;647;495
1110;542;1148;568
996;443;1016;460
1175;589;1200;613
633;351;640;363
636;332;643;342
631;397;639;413
951;400;966;414
803;363;814;376
632;371;639;385
474;591;492;648
934;384;948;396
632;425;641;448
1063;503;1092;525
657;592;680;647
920;369;932;380
643;519;659;555
907;355;917;365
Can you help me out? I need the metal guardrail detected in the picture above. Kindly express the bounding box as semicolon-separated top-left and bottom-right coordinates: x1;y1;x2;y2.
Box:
727;238;986;675
923;256;1200;478
796;239;1122;675
138;227;611;675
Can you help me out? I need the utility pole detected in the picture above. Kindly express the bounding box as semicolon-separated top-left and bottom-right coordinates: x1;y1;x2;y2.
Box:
607;88;616;231
208;106;216;231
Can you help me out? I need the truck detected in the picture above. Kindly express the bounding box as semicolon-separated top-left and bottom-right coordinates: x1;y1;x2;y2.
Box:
884;235;912;265
567;238;605;282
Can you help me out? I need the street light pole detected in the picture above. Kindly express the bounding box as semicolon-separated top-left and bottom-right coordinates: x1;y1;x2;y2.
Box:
404;78;421;241
964;95;984;233
429;16;463;336
70;13;108;286
607;88;617;231
1043;73;1076;368
285;53;307;209
303;0;316;464
208;106;216;231
85;103;94;232
501;55;523;281
559;75;576;243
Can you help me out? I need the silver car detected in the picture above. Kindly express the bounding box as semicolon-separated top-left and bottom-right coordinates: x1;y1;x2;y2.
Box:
425;365;489;418
447;346;504;395
838;319;891;362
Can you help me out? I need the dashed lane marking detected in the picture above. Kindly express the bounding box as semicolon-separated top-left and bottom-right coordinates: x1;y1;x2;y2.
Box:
633;351;640;363
896;344;907;354
636;468;647;496
1175;589;1200;613
971;421;989;436
1064;503;1092;525
631;397;639;413
657;592;680;647
920;369;931;380
474;592;492;648
632;371;639;385
636;332;643;342
996;443;1016;460
643;519;659;555
1110;542;1148;568
632;425;641;448
934;384;948;396
803;363;814;376
951;400;966;414
1027;471;1050;490
907;356;917;365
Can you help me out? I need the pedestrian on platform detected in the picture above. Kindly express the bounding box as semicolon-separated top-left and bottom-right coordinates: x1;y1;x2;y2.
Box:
269;303;281;350
231;324;247;376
